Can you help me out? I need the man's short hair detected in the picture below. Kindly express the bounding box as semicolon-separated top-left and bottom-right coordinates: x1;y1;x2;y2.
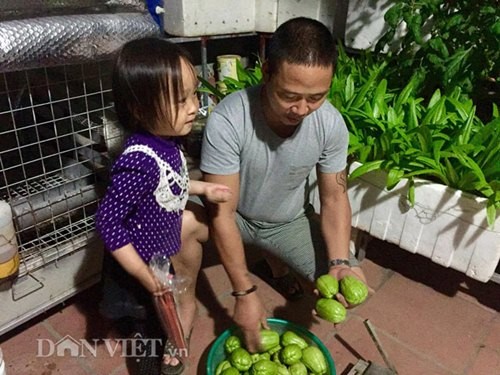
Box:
266;17;336;75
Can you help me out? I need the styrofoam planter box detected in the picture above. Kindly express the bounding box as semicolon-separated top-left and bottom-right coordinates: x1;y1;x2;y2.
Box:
310;163;500;282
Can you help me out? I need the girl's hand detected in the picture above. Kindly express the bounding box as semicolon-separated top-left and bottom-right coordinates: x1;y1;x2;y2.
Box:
204;183;232;203
147;269;167;296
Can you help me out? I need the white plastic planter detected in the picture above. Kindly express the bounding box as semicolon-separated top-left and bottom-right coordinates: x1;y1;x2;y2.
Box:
310;163;500;282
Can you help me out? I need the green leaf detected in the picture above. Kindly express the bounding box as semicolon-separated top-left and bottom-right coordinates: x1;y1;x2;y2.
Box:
432;139;445;161
345;75;355;103
384;3;404;28
405;169;450;185
457;106;476;145
446;97;469;120
409;13;424;44
415;156;440;170
386;107;400;128
197;76;225;100
393;126;412;145
445;14;465;30
372;79;388;119
423;96;447;125
444;158;459;186
444;48;473;85
386;168;405;190
349;160;384;181
486;202;497;228
452;146;487;184
427;53;443;67
223;77;246;90
429;37;449;58
492;103;499;118
407;178;415;206
407;98;419;130
350;62;387;110
428;89;442;109
394;74;417;112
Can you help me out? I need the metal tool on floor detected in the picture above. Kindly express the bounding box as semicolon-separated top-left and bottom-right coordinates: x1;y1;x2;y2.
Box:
347;319;398;375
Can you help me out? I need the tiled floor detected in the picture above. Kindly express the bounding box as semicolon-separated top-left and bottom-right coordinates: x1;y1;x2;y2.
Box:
1;238;499;375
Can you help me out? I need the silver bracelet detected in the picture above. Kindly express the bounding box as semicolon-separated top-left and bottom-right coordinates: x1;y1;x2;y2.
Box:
328;258;350;268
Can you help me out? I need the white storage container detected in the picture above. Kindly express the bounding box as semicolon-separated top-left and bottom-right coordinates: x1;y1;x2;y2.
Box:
256;0;335;33
163;0;335;37
163;0;256;36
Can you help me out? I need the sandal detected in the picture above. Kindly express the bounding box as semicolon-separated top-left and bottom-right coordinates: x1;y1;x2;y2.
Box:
161;338;185;375
161;330;192;375
252;260;304;301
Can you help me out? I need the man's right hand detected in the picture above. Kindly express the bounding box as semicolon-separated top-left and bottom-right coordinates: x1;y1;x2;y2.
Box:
232;292;269;353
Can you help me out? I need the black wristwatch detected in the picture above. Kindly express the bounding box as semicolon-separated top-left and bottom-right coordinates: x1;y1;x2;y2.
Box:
328;258;351;268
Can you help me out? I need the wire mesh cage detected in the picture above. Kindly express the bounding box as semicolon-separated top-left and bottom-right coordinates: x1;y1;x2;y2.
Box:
0;59;121;282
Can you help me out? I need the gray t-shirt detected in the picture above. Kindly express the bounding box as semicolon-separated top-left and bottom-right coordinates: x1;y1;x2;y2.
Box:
200;85;348;223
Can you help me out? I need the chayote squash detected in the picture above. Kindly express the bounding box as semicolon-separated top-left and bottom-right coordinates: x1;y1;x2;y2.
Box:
267;344;282;356
225;335;242;354
216;359;232;375
339;276;368;305
260;352;271;361
280;331;308;349
259;329;280;353
315;274;339;299
252;352;271;364
280;343;302;366
315;298;346;324
250;359;278;375
276;364;290;375
221;368;240;375
288;362;308;375
272;351;281;364
230;347;253;371
301;346;328;374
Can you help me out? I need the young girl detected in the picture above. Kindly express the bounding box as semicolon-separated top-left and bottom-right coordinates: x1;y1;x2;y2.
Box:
95;37;231;374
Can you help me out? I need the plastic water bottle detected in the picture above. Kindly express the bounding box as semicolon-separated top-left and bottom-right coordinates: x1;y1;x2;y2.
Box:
0;346;6;375
0;200;19;281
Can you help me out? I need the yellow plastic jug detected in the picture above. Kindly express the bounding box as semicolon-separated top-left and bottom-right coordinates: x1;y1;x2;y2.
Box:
0;200;19;280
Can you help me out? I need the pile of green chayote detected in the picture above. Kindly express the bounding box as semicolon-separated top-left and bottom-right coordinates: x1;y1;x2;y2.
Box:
214;329;329;375
315;275;368;324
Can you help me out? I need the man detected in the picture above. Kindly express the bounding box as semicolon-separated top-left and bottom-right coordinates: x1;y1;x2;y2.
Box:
200;17;367;352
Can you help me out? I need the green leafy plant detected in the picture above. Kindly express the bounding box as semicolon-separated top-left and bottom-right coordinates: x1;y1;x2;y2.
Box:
332;45;500;225
198;59;263;101
375;0;499;115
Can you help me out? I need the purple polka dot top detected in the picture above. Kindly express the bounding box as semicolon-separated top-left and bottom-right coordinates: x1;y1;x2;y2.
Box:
95;131;189;263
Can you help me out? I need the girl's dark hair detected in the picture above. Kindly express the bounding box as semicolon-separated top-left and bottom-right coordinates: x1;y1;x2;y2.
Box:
266;17;336;76
112;37;196;133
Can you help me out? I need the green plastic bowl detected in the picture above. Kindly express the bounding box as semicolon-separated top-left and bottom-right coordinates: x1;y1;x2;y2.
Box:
206;317;336;374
